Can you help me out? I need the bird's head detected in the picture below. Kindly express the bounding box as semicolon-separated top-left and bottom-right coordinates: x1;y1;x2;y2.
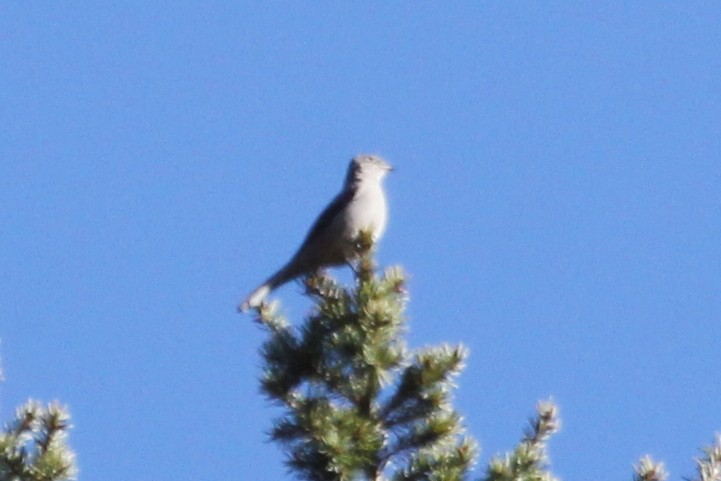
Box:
344;154;393;186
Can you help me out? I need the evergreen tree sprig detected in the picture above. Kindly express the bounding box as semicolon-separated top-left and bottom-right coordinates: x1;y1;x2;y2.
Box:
483;401;559;481
634;456;668;481
693;435;721;481
0;400;77;481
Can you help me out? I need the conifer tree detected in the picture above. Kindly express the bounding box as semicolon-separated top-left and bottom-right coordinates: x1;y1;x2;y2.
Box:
251;235;721;481
252;233;496;480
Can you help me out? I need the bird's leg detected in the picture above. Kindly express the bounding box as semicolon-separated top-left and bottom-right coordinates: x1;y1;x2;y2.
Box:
303;268;329;295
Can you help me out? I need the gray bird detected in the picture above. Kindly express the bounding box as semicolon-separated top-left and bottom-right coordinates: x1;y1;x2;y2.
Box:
239;154;393;311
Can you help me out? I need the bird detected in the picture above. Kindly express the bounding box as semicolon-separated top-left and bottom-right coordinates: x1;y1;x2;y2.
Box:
239;154;393;312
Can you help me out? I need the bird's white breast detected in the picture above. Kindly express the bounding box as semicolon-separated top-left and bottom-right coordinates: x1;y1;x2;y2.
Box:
343;183;388;241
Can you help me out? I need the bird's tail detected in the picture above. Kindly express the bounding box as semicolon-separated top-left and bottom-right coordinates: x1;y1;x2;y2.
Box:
239;283;272;312
238;264;300;312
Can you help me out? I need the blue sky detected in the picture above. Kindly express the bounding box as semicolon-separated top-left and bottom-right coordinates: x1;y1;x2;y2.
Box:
1;3;719;480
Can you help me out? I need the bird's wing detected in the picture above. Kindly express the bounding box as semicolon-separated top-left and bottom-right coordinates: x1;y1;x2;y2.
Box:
301;187;355;246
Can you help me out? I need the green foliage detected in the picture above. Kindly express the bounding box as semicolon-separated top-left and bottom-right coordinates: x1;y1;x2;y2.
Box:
632;436;721;481
0;400;77;481
693;436;721;481
634;456;668;481
251;234;720;481
483;401;559;481
254;236;477;481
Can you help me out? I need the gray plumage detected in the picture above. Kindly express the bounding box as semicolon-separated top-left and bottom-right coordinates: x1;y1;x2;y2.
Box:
239;154;393;312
